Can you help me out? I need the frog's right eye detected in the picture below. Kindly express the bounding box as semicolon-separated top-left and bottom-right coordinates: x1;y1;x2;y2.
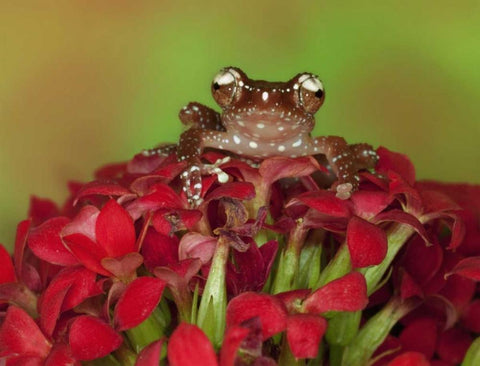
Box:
212;68;238;107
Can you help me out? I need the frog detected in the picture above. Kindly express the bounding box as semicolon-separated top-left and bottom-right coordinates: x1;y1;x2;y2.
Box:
143;67;378;205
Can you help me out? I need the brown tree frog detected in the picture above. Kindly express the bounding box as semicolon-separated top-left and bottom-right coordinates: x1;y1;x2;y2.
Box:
144;67;378;205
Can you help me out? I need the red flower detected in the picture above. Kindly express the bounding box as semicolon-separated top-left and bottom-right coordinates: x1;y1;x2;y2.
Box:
0;142;479;365
62;199;138;277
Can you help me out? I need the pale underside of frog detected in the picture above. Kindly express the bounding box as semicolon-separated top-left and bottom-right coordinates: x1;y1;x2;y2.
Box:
144;67;378;205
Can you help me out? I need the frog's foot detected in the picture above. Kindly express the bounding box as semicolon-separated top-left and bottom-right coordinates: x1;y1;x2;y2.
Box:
181;156;231;206
141;143;177;157
334;181;356;200
349;143;379;170
179;102;224;131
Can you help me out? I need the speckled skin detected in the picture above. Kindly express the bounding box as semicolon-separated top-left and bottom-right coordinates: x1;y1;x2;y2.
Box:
144;67;378;204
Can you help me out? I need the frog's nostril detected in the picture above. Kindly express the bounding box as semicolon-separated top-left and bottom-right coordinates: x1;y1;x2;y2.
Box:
213;82;220;91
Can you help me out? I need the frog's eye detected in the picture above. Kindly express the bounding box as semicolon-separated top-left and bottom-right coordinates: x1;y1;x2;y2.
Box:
212;69;238;107
298;74;325;114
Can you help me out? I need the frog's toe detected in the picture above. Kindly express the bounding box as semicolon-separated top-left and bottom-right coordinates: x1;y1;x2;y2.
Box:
335;182;353;200
181;165;203;207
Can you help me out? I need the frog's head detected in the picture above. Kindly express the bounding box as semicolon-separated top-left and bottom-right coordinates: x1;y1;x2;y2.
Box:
211;67;325;141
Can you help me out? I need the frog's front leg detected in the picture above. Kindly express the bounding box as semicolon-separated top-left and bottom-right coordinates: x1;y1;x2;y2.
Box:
177;128;232;205
311;136;377;199
179;102;224;131
142;103;223;158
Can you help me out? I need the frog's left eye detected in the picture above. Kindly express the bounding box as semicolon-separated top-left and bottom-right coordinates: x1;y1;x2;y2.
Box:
298;74;325;114
212;69;238;107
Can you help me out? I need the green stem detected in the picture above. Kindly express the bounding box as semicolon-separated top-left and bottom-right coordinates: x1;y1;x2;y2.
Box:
196;237;229;347
113;344;137;366
125;307;166;353
278;336;304;366
341;298;418;366
316;243;352;289
462;336;480;366
271;220;307;294
362;223;415;295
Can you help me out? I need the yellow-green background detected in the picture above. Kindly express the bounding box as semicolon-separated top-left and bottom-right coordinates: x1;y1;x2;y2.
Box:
1;1;479;249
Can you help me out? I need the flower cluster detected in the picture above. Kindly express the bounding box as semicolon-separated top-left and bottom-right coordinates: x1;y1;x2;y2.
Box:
0;146;479;365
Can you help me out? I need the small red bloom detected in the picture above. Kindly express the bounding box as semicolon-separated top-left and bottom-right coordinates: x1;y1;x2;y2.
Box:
226;292;288;340
347;216;387;268
387;351;430;366
114;277;166;331
286;314;327;359
63;199;137;276
167;323;217;366
0;306;52;360
302;272;368;314
69;315;123;361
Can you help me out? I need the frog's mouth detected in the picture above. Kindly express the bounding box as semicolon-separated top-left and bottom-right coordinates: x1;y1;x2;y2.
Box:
223;113;314;142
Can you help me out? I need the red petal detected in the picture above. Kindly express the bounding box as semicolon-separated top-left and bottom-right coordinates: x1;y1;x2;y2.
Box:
228;239;278;295
0;306;51;358
440;274;475;310
220;325;250;366
62;205;100;242
3;356;44;366
291;190;351;218
95;162;128;179
69;316;122;360
0;244;15;284
126;184;186;220
204;182;256;202
461;299;480;332
74;180;131;205
44;344;77;366
376;147;416;186
178;232;217;264
38;284;70;337
276;289;312;313
259;156;323;186
399;270;423;300
142;229;179;272
101;253;144;280
167;323;217;366
42;266;98;313
28;196;60;226
151;209;202;235
135;340;163;366
226;292;287;340
14;220;31;281
387;351;429;366
286;314;327;359
153;259;202;289
63;233;110;276
436;327;472;364
418;188;461;213
303;272;368;314
114;277;166;331
28;217;78;266
448;256;480;281
387;172;423;213
401;236;443;287
347;216;387;268
351;190;393;220
399;317;437;359
374;210;430;245
96;200;136;257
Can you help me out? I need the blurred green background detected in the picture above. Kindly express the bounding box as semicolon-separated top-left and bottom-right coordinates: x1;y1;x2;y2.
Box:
1;1;479;249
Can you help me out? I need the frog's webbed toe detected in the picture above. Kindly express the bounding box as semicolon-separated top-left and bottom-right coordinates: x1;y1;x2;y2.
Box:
181;157;231;207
